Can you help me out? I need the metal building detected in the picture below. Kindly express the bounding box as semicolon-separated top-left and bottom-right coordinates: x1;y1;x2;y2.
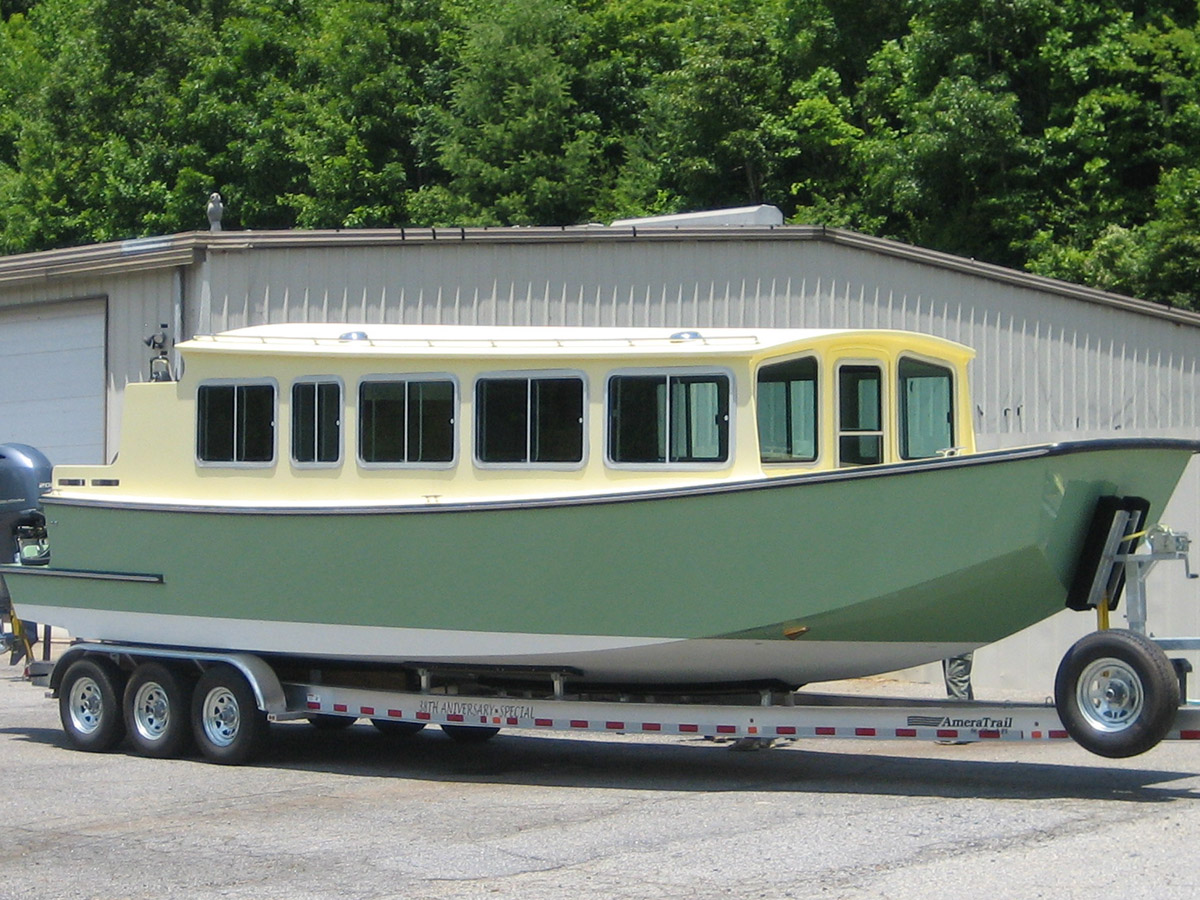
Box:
2;219;1198;693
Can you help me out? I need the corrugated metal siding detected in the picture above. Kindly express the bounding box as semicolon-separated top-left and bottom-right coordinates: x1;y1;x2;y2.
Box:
197;238;1200;445
7;230;1200;692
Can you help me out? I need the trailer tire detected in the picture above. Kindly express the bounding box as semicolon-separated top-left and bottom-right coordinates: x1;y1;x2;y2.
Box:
371;719;426;736
1054;629;1179;758
124;662;194;758
58;657;127;753
307;714;357;730
441;724;500;743
191;665;269;765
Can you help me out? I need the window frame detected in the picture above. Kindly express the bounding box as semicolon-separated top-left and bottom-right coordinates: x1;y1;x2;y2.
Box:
291;376;344;469
897;353;956;460
473;370;588;470
604;366;735;470
754;353;820;466
195;378;278;468
835;360;886;467
357;373;459;470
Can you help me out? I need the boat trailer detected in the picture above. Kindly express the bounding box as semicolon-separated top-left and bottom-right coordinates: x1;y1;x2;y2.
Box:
23;514;1200;766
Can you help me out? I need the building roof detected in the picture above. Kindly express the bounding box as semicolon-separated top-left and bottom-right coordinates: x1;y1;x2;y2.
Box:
3;224;1199;328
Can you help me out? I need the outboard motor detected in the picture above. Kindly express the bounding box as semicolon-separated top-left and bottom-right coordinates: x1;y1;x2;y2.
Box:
0;443;52;564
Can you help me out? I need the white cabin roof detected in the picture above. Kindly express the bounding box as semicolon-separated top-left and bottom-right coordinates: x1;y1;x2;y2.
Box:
179;323;973;361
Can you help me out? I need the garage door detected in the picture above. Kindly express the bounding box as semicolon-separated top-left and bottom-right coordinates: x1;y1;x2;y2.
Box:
0;300;106;465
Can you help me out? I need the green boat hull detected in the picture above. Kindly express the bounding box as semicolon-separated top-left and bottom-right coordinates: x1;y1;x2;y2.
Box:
4;439;1195;685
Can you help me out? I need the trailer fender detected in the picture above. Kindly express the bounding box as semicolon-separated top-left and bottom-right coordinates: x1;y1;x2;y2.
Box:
48;643;287;715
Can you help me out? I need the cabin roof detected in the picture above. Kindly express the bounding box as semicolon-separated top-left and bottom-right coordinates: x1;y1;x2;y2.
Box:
179;323;975;361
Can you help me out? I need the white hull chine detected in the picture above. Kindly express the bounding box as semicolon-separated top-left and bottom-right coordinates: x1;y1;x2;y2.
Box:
18;603;977;685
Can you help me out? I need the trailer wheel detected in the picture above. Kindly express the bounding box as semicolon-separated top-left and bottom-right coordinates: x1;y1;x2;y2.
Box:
191;665;269;765
124;662;194;758
370;719;426;736
58;657;127;752
307;714;357;730
441;724;500;743
1054;629;1179;758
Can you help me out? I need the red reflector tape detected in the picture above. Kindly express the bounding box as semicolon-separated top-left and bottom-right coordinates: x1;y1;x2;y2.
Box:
855;727;876;737
776;726;797;736
387;709;403;718
333;704;348;713
447;714;464;722
1050;730;1070;740
360;706;375;716
606;721;625;730
679;724;699;733
306;702;321;711
506;717;519;726
936;729;958;739
980;729;1000;739
1180;730;1200;740
716;725;736;734
535;718;553;727
642;723;661;732
416;712;431;720
570;720;588;729
895;728;917;738
816;726;836;736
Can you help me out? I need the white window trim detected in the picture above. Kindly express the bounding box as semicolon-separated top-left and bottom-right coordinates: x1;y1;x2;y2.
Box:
194;378;279;469
604;366;735;471
356;373;460;470
473;369;589;471
290;375;344;469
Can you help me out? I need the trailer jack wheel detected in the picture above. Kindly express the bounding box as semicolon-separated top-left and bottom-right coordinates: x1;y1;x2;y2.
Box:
191;664;269;765
1054;629;1179;758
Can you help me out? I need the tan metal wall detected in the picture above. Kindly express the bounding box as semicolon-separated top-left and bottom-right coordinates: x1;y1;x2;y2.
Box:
193;235;1200;695
0;267;177;462
4;230;1198;692
196;237;1200;442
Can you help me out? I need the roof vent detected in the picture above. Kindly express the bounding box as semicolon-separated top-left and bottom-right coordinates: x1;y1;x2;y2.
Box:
669;330;702;342
339;331;369;342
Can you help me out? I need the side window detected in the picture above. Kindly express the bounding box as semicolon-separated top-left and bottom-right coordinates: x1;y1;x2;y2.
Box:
899;357;954;459
476;376;584;464
359;379;455;464
197;383;275;463
757;357;817;463
292;379;341;464
608;373;729;464
837;365;883;466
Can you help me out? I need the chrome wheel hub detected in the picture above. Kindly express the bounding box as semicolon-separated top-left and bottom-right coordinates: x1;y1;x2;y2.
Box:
1076;656;1144;732
67;677;104;735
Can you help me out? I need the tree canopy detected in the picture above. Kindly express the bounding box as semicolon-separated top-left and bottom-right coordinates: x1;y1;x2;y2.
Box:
2;0;1199;308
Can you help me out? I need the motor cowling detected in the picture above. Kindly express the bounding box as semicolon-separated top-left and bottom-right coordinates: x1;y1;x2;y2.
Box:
0;443;52;563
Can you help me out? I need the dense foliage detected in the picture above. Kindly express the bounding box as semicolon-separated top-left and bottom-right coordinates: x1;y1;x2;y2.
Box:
2;0;1199;307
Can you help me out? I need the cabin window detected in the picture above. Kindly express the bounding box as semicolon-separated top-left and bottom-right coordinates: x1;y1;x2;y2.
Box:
476;376;584;464
196;383;275;464
899;357;954;459
837;365;883;466
359;379;455;464
757;357;817;463
608;373;730;464
292;379;341;464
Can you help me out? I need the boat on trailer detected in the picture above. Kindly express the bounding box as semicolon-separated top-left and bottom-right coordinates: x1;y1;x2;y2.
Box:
2;322;1196;689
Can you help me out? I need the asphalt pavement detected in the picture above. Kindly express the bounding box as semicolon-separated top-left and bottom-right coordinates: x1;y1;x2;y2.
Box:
2;665;1200;899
